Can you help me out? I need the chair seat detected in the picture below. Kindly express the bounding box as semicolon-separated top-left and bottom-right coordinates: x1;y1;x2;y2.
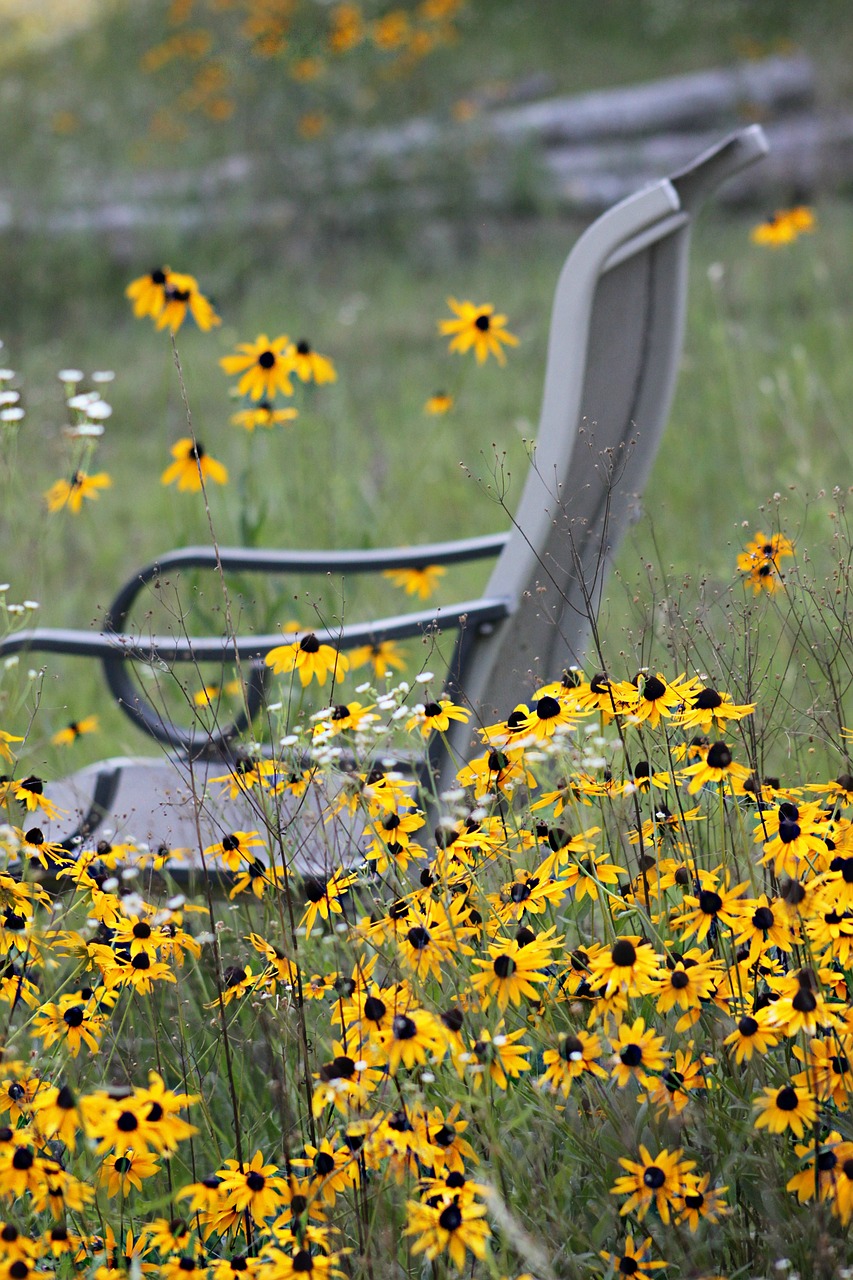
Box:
34;754;371;880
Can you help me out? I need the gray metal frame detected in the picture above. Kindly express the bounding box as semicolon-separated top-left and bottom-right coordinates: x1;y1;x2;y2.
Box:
0;127;768;794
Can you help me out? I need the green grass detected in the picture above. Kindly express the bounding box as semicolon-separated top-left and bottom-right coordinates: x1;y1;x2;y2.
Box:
4;0;853;770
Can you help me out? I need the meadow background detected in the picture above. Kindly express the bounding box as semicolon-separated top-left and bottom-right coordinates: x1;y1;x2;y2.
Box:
3;0;853;766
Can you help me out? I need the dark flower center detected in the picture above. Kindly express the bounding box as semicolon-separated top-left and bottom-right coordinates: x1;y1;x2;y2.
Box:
776;1086;799;1111
299;633;320;653
320;1056;355;1080
693;688;722;709
296;340;311;355
258;351;276;368
493;954;516;978
438;1203;463;1231
63;1006;84;1027
12;1148;34;1170
292;1252;313;1273
314;1152;335;1176
684;1191;704;1209
133;922;152;938
392;1014;417;1040
706;743;732;769
473;314;490;332
752;906;775;930
423;702;442;717
698;889;723;915
536;695;560;719
364;996;386;1022
642;676;666;701
620;1044;643;1068
117;1111;138;1132
643;1166;666;1189
561;1035;583;1062
792;989;817;1013
738;1015;759;1037
619;1260;639;1277
779;820;801;843
670;970;689;989
441;1007;464;1032
407;926;430;950
25;828;44;845
246;1171;266;1191
611;939;637;967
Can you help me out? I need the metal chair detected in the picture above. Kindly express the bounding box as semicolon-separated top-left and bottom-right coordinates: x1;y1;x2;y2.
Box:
0;126;768;868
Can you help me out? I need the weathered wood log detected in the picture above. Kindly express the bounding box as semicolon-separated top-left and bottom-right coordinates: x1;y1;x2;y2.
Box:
487;54;815;145
544;113;853;210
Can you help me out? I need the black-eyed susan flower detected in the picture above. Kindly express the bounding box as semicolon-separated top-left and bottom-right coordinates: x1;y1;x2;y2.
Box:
126;267;172;320
18;826;68;870
379;1007;445;1074
288;340;337;384
750;207;815;246
654;948;723;1031
220;334;294;400
470;932;559;1011
600;1236;667;1280
611;1145;695;1224
675;1174;729;1231
792;1033;853;1109
30;1083;81;1150
158;271;220;332
671;872;748;942
757;801;828;878
216;1150;287;1220
439;298;518;365
608;1016;669;1088
204;829;265;872
675;686;755;733
126;267;219;332
680;741;752;794
638;1045;710;1117
44;470;111;514
51;715;99;746
753;1082;817;1138
405;1193;490;1268
540;1029;606;1096
406;697;470;737
97;1148;160;1197
424;390;453;414
588;936;659;999
299;868;358;938
230;401;298;431
464;1023;531;1090
382;564;446;598
786;1131;853;1205
161;438;228;491
732;893;794;961
348;638;407;678
723;1007;780;1063
764;966;841;1037
30;999;106;1057
265;633;349;687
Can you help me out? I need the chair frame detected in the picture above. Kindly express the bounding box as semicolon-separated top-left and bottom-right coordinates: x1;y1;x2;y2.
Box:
0;125;768;835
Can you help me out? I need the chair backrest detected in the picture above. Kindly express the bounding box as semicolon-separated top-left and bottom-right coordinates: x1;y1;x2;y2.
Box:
443;126;768;757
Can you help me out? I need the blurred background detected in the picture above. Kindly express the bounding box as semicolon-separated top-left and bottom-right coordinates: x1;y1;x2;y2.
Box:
3;0;853;762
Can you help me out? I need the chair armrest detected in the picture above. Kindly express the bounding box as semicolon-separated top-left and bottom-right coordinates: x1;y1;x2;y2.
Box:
0;596;512;755
105;531;510;629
